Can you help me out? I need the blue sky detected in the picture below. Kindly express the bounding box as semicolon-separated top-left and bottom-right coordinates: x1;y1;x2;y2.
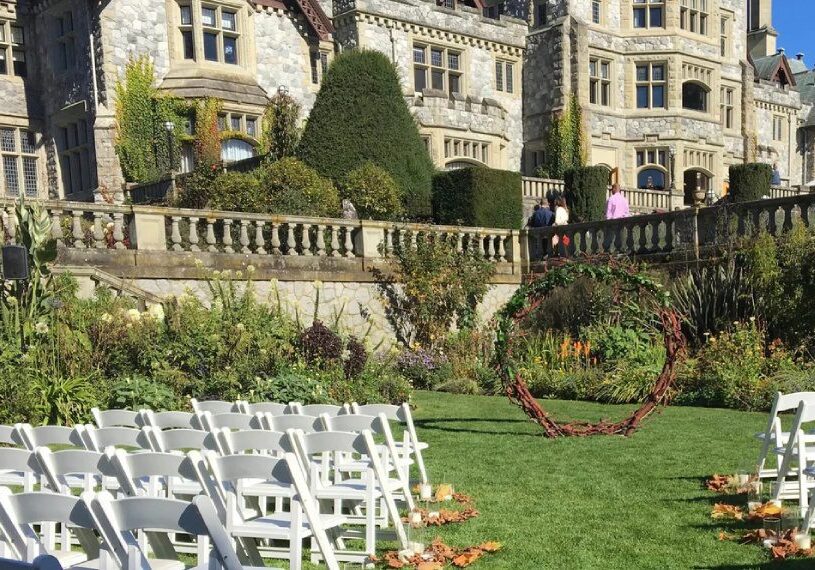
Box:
774;0;815;62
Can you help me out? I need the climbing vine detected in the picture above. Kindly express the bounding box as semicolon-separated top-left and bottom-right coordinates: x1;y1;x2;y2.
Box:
113;56;189;183
261;91;301;160
538;94;586;180
195;97;223;168
493;261;685;437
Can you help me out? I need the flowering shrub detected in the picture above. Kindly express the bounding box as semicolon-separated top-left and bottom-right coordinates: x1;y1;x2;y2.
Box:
397;347;452;390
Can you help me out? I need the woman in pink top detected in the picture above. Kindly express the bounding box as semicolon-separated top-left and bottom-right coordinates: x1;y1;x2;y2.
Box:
606;184;630;219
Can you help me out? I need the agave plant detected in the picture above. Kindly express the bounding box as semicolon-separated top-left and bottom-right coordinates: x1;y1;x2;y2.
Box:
0;197;58;349
671;259;755;348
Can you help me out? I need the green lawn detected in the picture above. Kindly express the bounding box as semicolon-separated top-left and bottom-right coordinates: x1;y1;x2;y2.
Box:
410;391;804;570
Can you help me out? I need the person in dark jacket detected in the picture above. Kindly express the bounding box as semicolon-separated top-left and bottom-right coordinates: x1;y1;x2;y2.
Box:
530;201;554;227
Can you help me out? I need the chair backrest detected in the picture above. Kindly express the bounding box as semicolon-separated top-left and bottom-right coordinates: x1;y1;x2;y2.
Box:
197;412;263;432
266;414;321;433
322;413;387;435
215;429;292;456
91;408;140;428
776;392;815;413
136;411;196;430
287;430;368;484
80;426;151;452
0;425;17;446
0;449;41;491
0;488;98;563
240;401;294;415
190;399;241;415
293;404;350;417
110;449;199;498
35;448;116;494
85;492;242;570
352;403;407;422
146;427;217;453
15;425;84;451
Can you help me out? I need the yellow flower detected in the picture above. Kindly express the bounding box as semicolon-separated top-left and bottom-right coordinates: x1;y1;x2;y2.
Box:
246;265;256;274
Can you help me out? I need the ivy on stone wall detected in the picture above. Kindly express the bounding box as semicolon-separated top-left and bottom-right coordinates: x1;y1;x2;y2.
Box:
261;91;301;160
195;97;223;168
538;94;586;180
114;56;189;183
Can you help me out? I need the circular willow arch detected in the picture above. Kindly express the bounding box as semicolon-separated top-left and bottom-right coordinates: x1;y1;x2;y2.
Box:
493;262;685;437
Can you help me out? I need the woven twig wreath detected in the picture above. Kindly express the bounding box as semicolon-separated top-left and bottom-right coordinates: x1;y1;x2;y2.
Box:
493;261;685;437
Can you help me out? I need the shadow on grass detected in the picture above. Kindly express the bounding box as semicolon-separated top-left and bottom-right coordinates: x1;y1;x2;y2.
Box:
412;418;545;437
694;563;812;569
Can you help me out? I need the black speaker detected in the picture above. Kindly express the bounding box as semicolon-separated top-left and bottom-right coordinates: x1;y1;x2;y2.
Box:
1;245;30;281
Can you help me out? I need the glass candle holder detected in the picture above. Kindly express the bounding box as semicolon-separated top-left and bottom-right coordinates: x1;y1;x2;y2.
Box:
747;480;763;512
764;516;782;546
407;514;426;557
795;529;812;550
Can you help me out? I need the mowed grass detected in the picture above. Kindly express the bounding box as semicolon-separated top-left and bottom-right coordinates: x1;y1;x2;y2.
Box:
410;391;802;570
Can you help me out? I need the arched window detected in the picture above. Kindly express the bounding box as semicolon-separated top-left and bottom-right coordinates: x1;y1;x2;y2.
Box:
637;168;666;190
445;159;481;171
221;138;255;163
682;81;709;112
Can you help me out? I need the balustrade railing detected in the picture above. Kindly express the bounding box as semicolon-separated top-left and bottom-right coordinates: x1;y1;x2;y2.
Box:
522;177;565;200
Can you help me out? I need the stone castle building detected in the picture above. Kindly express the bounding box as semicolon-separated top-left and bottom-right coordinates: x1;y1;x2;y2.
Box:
0;0;810;204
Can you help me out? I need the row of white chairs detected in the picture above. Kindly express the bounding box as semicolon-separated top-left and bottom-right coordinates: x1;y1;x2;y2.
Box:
90;401;429;486
0;415;419;568
0;454;336;570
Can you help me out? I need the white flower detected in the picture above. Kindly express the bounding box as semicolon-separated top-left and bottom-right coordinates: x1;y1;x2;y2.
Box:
246;265;256;274
341;349;351;362
221;270;232;279
34;321;49;335
100;313;113;323
148;304;165;322
212;270;221;279
313;280;323;289
213;299;223;311
106;222;114;230
125;309;141;322
194;259;204;269
236;323;245;332
235;270;243;279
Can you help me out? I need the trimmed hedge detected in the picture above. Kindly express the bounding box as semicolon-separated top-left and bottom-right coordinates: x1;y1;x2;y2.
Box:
564;166;608;223
729;163;772;203
297;50;436;219
431;167;522;230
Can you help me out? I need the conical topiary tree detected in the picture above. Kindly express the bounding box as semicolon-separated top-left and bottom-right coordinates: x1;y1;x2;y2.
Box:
297;50;436;219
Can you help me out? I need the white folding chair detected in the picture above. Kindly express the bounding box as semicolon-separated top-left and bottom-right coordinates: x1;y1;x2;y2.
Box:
0;425;19;446
263;415;321;433
0;449;40;492
352;403;430;485
288;430;409;560
189;451;342;570
214;430;291;457
137;411;198;430
91;408;140;429
14;426;85;452
321;414;415;511
771;401;815;513
190;400;242;415
239;402;296;416
196;413;264;433
0;488;102;569
109;449;201;499
756;392;815;479
85;491;249;570
34;448;116;495
291;404;349;417
80;426;152;453
146;428;218;454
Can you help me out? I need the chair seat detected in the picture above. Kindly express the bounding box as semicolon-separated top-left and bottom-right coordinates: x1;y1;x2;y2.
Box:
315;480;384;501
393;441;429;452
240;481;295;499
52;550;89;568
232;511;346;539
70;558;182;570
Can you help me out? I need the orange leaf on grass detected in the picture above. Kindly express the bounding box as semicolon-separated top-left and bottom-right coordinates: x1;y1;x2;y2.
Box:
711;503;743;521
452;550;483;567
479;541;502;552
417;562;444;570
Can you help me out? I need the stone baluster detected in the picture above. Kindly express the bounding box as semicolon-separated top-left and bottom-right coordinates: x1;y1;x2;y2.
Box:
638;221;648;254
50;209;64;247
112;213;126;250
188;217;200;252
239;219;251;253
255;221;266;254
170;217;183;251
92;212;105;248
497;234;507;262
316;224;326;256
270;222;282;255
384;228;393;256
477;233;486;258
330;225;341;257
343;225;354;258
223;219;234;253
456;232;464;253
286;224;298;256
302;224;313;256
205;219;217;252
486;234;496;261
71;210;85;248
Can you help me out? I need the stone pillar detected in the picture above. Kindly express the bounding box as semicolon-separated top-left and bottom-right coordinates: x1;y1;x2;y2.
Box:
93;110;125;200
354;220;382;259
130;209;168;251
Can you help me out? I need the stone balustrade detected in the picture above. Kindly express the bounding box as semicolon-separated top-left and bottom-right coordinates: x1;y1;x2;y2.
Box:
525;192;815;263
522;177;565;200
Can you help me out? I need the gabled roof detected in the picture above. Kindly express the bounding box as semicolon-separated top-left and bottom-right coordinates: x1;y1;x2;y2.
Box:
752;52;797;86
789;57;809;76
251;0;334;41
796;70;815;106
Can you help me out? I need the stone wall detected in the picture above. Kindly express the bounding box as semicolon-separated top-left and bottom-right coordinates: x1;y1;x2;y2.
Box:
753;81;802;186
